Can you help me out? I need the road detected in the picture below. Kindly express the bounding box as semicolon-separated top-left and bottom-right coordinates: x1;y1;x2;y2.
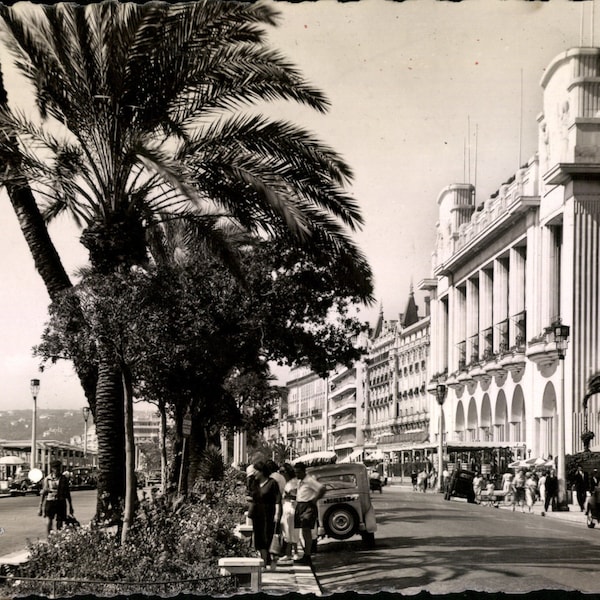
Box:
313;485;600;595
0;490;97;556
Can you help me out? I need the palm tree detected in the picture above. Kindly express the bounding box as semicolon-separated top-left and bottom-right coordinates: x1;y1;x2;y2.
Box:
0;1;372;510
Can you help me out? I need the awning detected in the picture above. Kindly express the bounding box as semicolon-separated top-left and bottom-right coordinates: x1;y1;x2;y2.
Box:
339;449;364;463
365;450;386;461
0;456;26;465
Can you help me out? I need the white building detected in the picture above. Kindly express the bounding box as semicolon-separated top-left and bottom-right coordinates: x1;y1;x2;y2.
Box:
427;46;600;480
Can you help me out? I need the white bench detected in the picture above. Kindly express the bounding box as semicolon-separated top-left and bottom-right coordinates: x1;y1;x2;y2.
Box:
218;557;264;592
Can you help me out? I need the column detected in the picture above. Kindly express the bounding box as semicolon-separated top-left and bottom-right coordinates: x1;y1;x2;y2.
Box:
466;277;480;363
480;267;493;356
509;246;526;345
493;258;509;351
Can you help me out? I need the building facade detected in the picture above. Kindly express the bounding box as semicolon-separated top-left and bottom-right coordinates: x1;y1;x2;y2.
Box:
426;47;600;478
285;365;327;457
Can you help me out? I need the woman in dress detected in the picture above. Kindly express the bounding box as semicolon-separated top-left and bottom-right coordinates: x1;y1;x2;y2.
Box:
248;461;282;570
277;463;300;565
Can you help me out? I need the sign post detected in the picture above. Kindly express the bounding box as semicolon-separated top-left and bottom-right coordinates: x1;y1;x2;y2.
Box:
178;410;192;495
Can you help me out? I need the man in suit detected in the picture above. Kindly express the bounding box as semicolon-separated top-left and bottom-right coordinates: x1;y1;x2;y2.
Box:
574;465;589;511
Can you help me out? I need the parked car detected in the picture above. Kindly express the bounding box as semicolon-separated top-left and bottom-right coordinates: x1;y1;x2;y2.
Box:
444;468;476;503
9;469;41;496
307;462;377;546
68;466;98;490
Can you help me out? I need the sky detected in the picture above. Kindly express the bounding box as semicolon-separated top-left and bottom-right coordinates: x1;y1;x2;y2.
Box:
0;0;592;410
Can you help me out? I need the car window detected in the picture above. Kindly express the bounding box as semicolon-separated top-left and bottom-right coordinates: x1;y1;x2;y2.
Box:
316;473;358;490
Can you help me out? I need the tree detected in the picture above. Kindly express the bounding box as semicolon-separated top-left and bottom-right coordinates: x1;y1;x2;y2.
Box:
2;1;371;511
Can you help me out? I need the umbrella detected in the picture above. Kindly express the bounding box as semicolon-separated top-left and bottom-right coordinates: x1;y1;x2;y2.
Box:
508;459;528;469
0;456;26;465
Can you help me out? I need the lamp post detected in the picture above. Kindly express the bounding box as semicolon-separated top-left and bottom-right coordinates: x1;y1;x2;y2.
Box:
30;378;40;470
553;322;570;511
435;383;447;493
82;407;91;462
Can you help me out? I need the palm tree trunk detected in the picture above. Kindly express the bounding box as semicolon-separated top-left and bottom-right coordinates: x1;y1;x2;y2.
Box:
121;364;136;544
95;357;126;520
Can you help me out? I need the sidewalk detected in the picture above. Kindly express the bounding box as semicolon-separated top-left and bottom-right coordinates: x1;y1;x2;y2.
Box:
261;560;323;595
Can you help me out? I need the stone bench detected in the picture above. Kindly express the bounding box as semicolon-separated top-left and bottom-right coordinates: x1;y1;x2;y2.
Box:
478;490;509;504
218;557;264;592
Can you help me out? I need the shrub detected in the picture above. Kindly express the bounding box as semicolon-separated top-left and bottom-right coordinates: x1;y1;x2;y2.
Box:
3;467;253;597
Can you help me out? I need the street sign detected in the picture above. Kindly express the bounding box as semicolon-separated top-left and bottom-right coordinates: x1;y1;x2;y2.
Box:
182;411;192;437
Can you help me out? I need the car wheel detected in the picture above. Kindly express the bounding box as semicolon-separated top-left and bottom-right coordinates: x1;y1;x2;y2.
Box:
587;510;596;528
323;505;358;540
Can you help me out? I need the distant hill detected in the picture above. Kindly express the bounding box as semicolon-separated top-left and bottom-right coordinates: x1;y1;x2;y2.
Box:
0;409;89;444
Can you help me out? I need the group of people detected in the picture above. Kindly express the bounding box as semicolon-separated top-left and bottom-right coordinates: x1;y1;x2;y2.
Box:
246;459;325;571
469;468;560;515
37;460;76;535
411;468;437;492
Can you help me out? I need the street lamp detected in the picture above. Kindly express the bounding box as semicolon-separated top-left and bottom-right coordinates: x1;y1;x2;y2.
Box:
553;322;570;511
82;407;91;461
30;378;40;470
435;383;447;493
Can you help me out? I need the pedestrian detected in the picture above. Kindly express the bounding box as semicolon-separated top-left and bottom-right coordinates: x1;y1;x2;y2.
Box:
428;468;437;491
485;477;497;507
502;471;513;505
411;470;418;491
267;459;286;495
525;472;538;513
538;471;547;507
442;468;450;493
417;469;427;492
511;469;526;512
472;472;484;504
248;460;281;571
574;465;589;512
38;460;74;536
590;469;600;492
276;463;300;566
293;461;326;566
542;468;558;516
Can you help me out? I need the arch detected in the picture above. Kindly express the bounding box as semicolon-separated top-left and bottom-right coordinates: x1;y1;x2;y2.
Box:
510;385;526;443
510;385;525;422
494;390;508;442
538;381;557;459
467;397;478;429
465;397;478;442
481;394;492;427
455;401;465;439
542;381;557;417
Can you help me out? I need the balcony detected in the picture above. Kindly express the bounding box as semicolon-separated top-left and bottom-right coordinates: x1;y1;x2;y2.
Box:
445;372;463;391
469;362;490;383
483;356;507;378
499;343;527;374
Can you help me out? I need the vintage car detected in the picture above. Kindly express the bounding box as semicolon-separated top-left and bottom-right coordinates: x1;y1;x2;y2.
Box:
307;462;377;546
444;468;476;503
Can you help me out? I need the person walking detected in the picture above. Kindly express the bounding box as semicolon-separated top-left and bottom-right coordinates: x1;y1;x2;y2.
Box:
277;463;300;566
538;471;547;508
574;465;589;512
293;461;326;566
590;469;600;492
542;468;558;516
38;460;74;536
248;461;281;571
472;472;484;504
511;469;526;512
525;472;538;513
